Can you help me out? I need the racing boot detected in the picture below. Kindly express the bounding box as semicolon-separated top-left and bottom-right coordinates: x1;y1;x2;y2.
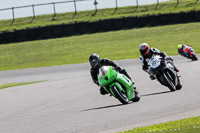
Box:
99;87;108;95
150;75;156;80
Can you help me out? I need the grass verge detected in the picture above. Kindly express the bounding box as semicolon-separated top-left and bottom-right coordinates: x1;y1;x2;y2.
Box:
119;116;200;133
0;81;45;89
0;0;200;32
0;21;199;71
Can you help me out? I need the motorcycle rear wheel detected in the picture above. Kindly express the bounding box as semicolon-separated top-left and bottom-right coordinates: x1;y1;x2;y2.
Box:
176;77;182;90
132;89;140;102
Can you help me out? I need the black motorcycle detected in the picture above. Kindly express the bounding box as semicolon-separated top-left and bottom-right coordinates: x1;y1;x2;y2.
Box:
148;55;182;91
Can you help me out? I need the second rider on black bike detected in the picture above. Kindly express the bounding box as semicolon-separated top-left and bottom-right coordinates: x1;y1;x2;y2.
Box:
139;43;180;80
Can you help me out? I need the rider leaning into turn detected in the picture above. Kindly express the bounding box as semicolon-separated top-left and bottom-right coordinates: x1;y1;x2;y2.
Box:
89;53;133;95
139;43;179;80
177;44;194;59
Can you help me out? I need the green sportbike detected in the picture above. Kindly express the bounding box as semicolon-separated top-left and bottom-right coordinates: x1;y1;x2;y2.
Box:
98;66;140;104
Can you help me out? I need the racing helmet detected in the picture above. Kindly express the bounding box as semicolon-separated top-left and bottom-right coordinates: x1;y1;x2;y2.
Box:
89;53;100;68
177;44;182;49
139;43;151;57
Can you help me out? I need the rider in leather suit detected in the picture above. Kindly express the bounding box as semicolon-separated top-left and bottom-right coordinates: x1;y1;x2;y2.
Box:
139;43;179;80
177;44;195;59
89;53;133;95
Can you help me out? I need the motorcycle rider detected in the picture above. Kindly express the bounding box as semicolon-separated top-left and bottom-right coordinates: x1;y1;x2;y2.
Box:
139;43;179;80
89;53;134;95
177;44;195;59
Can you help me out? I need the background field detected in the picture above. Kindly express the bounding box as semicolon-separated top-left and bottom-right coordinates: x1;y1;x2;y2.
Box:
0;1;199;133
120;116;200;133
0;0;200;71
0;21;199;71
0;0;200;33
0;81;44;89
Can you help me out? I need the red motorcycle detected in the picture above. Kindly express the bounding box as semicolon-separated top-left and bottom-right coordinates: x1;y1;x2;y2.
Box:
179;45;198;61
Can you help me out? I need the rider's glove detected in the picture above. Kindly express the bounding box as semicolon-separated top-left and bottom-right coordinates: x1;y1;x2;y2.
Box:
165;56;173;61
116;66;123;73
160;52;167;58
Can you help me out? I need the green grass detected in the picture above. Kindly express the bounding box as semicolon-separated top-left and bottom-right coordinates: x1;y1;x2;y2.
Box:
0;21;199;71
0;0;200;32
0;81;45;89
119;116;200;133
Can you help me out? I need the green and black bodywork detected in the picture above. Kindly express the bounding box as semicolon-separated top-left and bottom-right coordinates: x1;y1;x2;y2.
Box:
98;66;140;104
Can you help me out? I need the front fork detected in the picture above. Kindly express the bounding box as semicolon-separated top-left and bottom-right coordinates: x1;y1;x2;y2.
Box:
108;82;135;101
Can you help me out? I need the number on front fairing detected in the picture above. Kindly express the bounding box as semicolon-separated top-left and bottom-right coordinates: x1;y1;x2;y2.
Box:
151;59;158;66
149;56;161;68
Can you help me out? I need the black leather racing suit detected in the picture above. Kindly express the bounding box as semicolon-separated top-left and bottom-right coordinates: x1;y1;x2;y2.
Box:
90;58;132;85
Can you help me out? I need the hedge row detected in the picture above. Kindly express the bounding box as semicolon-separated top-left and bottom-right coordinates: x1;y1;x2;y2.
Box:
0;11;200;44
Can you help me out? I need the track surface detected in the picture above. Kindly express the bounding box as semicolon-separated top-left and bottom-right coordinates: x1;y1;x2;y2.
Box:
0;55;200;133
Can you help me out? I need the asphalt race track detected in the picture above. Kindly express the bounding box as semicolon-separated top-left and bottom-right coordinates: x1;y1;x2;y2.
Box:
0;55;199;133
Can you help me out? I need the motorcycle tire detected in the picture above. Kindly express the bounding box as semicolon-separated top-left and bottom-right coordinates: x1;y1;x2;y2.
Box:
191;53;198;61
162;71;176;92
176;77;182;90
132;89;140;102
176;84;182;90
111;85;129;104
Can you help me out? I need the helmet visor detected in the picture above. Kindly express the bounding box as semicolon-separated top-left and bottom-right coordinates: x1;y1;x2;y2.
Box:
139;49;145;56
90;59;98;68
139;48;149;57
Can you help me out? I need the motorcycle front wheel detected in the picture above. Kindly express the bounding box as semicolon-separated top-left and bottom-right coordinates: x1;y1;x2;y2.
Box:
111;85;129;104
162;71;176;92
191;53;198;61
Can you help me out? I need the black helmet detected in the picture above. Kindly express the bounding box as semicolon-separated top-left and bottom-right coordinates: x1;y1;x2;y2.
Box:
139;43;151;57
89;53;100;68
